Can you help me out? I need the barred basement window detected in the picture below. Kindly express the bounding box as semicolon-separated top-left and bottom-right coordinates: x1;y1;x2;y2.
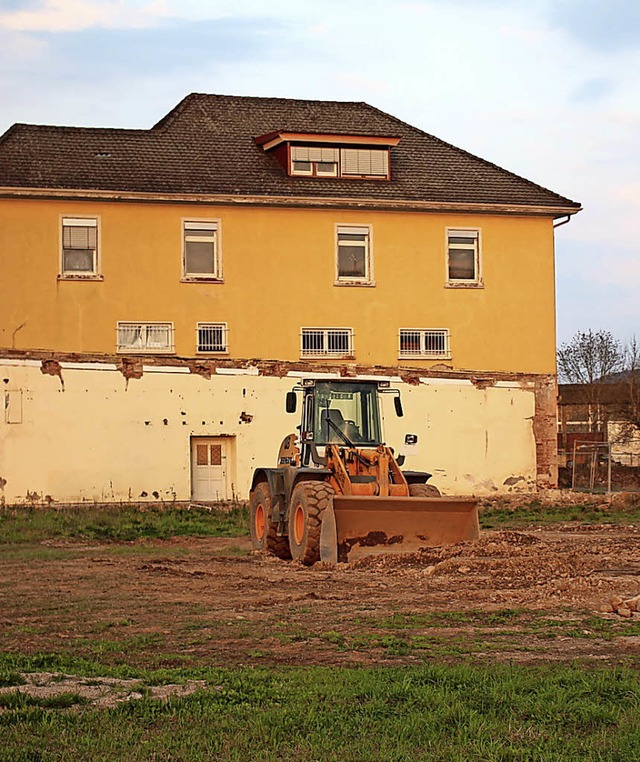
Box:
183;220;220;280
197;323;228;353
399;329;450;358
61;217;99;276
301;328;354;358
117;322;174;353
447;228;480;284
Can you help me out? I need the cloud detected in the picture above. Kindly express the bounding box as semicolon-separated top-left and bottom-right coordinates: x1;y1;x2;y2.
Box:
550;0;640;54
570;77;614;103
0;15;285;85
0;0;174;32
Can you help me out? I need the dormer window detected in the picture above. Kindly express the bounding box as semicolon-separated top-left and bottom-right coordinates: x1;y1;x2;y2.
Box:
255;131;400;181
291;146;338;176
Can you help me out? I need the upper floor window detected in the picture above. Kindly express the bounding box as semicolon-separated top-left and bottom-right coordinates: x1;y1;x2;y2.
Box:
336;225;373;285
197;322;228;353
447;228;481;286
183;220;221;281
61;217;100;278
117;322;174;353
301;328;354;358
340;148;389;177
399;329;451;359
291;146;338;176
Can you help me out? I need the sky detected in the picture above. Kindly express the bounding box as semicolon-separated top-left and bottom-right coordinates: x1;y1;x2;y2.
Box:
0;0;638;346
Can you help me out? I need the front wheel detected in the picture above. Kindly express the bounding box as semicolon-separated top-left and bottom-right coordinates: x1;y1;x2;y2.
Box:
409;482;441;498
287;481;334;565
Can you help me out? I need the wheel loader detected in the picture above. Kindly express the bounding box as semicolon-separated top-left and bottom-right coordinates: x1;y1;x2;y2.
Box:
249;378;479;564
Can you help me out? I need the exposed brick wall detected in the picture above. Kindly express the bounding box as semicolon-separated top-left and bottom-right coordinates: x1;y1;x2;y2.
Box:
534;375;558;488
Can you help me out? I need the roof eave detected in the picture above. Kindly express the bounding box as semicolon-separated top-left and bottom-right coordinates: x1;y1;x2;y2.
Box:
0;185;582;217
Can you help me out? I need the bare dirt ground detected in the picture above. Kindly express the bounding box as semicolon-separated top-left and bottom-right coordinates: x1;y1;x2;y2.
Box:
2;525;639;681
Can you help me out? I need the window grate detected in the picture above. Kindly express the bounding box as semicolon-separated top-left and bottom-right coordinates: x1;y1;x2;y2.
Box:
197;323;228;353
399;329;450;358
301;328;354;357
117;322;174;353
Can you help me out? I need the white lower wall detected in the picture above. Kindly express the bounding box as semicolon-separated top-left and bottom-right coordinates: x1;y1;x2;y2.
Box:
0;360;537;504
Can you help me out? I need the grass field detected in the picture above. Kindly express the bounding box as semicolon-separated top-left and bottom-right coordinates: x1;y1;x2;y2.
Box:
2;501;640;760
1;658;639;761
2;496;640;544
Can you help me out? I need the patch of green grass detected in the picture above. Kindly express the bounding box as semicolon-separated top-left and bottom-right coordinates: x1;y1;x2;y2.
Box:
0;504;249;544
0;661;638;761
480;499;640;528
0;670;27;687
355;609;525;631
0;691;88;710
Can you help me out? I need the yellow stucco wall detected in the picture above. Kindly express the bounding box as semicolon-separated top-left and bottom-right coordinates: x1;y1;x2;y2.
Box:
0;361;537;504
0;199;556;374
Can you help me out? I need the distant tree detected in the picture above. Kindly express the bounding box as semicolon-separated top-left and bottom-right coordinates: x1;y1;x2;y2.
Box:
615;337;640;441
557;330;624;432
557;329;623;386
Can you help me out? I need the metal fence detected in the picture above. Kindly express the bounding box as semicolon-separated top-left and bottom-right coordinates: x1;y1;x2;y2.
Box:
570;440;640;493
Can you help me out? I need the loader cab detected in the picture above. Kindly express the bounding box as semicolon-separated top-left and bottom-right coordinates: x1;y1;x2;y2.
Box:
288;379;401;466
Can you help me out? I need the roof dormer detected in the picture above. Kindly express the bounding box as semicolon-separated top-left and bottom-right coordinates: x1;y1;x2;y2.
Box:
255;131;400;180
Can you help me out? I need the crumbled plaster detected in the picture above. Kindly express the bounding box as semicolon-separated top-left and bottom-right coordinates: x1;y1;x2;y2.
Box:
40;359;64;388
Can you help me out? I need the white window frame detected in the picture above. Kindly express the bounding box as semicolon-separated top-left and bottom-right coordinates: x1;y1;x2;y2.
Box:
116;322;175;354
335;224;374;286
290;146;339;177
446;227;482;287
182;219;222;282
196;322;229;354
300;328;355;358
59;216;102;280
398;329;451;360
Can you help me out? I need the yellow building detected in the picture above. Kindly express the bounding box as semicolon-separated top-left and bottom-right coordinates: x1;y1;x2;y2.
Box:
0;94;580;504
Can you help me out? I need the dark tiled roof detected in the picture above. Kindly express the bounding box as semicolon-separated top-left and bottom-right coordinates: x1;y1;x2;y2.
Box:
0;93;580;211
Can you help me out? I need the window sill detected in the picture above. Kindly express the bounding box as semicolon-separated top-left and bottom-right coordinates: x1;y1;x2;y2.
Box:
116;349;175;355
301;355;356;361
181;276;224;284
333;280;376;288
445;281;483;289
58;274;104;282
196;351;230;356
398;355;452;361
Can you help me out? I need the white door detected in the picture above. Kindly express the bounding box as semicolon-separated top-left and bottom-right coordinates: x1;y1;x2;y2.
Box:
191;437;229;501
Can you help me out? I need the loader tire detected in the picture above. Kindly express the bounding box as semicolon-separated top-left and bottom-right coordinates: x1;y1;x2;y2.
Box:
250;482;291;559
409;483;442;498
288;481;334;566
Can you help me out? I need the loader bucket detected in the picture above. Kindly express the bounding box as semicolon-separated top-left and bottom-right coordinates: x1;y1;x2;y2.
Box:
319;495;479;564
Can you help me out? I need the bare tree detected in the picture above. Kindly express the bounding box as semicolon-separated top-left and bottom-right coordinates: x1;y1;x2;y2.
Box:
557;330;624;432
614;336;640;441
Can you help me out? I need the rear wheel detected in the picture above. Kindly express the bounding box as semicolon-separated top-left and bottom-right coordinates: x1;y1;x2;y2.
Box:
288;481;334;565
409;482;441;498
250;482;291;559
250;482;270;551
